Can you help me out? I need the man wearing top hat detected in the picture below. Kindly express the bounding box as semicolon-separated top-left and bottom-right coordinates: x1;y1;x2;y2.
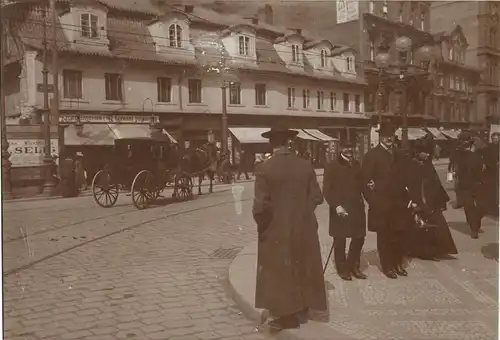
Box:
361;122;413;279
253;126;326;330
323;140;367;281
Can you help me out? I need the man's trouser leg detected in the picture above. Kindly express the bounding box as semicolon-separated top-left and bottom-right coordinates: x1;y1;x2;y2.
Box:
376;232;393;272
391;231;405;268
333;237;347;274
347;237;365;270
463;192;482;233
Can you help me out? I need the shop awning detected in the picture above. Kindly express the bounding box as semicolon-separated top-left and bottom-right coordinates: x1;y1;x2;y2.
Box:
395;128;427;140
441;129;459;139
64;124;115;146
64;124;177;145
229;127;268;144
292;129;319;141
303;129;338;141
425;127;446;140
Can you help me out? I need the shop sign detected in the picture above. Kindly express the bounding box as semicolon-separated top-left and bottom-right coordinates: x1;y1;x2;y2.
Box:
8;139;59;167
59;115;159;124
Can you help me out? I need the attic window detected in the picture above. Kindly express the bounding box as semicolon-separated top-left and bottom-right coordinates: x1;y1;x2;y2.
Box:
320;49;327;68
292;44;300;63
169;24;182;48
81;13;98;38
346;56;354;71
239;35;250;56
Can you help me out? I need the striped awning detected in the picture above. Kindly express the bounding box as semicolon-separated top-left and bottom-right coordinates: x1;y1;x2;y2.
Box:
425;127;446;140
395;128;427;140
292;129;319;141
441;129;459;139
303;129;338;141
229;127;269;144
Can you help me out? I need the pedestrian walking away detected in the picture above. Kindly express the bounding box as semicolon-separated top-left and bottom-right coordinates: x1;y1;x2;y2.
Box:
455;132;488;239
406;138;458;260
253;126;327;331
361;122;413;279
323;140;367;281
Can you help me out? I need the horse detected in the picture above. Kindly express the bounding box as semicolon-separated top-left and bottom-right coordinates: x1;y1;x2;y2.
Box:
179;142;218;195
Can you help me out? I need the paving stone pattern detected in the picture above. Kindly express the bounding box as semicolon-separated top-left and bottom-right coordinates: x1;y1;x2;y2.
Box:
3;182;271;340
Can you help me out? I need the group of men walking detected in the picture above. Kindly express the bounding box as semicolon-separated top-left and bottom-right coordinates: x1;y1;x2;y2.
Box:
251;122;478;331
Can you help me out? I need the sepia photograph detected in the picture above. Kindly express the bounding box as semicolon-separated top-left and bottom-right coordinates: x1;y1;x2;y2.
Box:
0;0;498;339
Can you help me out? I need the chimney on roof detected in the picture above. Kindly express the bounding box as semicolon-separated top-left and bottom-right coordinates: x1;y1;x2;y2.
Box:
184;5;194;13
244;16;259;25
257;4;273;25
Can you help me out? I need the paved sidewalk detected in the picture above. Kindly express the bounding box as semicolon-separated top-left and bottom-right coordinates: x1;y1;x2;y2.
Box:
228;204;498;340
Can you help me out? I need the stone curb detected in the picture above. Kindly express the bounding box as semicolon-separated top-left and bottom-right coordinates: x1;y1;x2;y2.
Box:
228;242;337;340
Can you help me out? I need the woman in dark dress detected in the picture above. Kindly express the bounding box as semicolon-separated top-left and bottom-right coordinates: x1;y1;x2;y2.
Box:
406;139;458;260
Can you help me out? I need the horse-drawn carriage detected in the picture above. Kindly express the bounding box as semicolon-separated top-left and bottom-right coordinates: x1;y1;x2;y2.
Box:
91;135;193;210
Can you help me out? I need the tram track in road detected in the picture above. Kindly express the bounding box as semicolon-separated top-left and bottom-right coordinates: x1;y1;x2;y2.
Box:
3;191;253;278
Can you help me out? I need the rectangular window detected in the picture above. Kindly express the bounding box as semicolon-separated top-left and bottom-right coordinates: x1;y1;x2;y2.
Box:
382;0;388;17
302;89;310;109
287;87;296;108
81;13;98;38
63;70;82;99
346;57;354;71
330;92;337;111
369;0;374;14
239;36;250;56
188;79;202;103
255;83;266;106
343;93;350;111
104;73;123;101
317;90;324;110
292;45;300;63
157;77;171;103
420;12;425;31
355;94;361;112
369;40;375;61
229;82;241;105
399;2;404;22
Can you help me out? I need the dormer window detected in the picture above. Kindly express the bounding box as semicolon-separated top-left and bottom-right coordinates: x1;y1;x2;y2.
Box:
239;35;250;56
346;56;354;71
81;13;98;38
320;49;327;68
292;44;300;63
169;24;182;48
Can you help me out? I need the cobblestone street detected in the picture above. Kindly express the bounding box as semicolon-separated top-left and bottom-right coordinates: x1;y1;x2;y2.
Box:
3;166;498;340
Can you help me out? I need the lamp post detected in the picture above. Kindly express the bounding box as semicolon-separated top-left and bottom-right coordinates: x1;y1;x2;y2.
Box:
1;2;13;199
194;33;234;156
373;37;434;151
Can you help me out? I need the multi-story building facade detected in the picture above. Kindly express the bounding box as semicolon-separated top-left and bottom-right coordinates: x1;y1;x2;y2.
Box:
3;1;368;182
431;1;500;127
432;25;481;129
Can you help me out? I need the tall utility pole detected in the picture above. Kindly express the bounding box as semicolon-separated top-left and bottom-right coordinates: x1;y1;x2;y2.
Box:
51;0;61;163
1;1;13;199
41;0;59;194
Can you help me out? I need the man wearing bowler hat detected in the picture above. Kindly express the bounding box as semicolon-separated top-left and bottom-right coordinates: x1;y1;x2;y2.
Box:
253;126;326;330
361;122;413;279
323;140;367;281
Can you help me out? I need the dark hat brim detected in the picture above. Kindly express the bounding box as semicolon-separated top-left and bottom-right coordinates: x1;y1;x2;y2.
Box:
261;129;299;139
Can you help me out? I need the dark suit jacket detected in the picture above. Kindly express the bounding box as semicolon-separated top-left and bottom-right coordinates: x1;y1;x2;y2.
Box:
361;145;412;232
323;156;366;238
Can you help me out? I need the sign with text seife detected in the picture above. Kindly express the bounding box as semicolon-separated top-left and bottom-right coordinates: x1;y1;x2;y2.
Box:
8;139;59;167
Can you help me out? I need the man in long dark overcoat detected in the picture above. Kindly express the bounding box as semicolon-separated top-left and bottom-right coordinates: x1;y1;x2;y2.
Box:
456;134;487;238
361;123;412;279
323;141;367;281
253;127;327;330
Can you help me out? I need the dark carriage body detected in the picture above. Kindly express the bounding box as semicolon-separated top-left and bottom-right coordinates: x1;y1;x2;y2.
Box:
91;134;193;209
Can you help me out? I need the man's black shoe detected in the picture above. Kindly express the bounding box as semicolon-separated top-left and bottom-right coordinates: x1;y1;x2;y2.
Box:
395;266;408;276
338;272;352;281
351;268;367;279
296;308;309;324
383;270;398;279
268;315;300;331
471;230;479;239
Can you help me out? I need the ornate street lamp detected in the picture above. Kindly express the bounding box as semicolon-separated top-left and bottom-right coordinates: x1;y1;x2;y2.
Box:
373;36;434;150
194;33;236;158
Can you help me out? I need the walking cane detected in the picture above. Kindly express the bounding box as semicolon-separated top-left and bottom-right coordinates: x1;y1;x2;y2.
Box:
323;241;335;275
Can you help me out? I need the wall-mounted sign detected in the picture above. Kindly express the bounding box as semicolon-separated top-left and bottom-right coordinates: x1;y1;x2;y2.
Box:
337;0;359;24
37;84;54;93
59;114;159;124
8;139;59;167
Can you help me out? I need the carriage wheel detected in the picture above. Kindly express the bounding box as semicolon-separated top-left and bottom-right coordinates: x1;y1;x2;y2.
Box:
92;170;119;208
177;174;193;201
131;170;156;210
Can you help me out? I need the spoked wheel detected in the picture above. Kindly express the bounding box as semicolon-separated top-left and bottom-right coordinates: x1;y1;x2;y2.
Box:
92;170;119;208
176;174;193;201
131;170;156;210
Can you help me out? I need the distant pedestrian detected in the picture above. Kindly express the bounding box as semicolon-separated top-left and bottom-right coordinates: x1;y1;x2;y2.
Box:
253;126;326;331
482;132;500;214
236;149;250;180
455;134;487;239
60;153;77;198
75;152;87;192
323;140;367;281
